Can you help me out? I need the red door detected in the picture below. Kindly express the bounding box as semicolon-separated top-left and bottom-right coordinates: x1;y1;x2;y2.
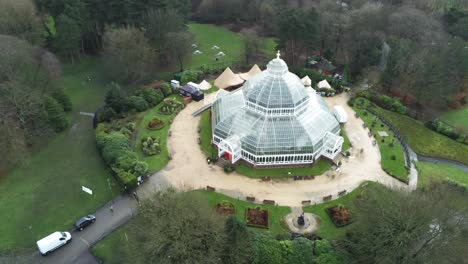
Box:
224;152;231;160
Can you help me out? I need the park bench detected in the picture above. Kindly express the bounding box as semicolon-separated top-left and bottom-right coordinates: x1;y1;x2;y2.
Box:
246;196;255;202
263;199;275;205
338;190;347;196
206;186;215;192
323;195;332;202
301;200;311;205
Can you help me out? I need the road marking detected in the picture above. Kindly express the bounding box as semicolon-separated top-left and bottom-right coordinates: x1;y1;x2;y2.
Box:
79;237;90;247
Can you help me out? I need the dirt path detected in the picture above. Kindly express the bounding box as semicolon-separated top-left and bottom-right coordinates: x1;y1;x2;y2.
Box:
142;93;409;206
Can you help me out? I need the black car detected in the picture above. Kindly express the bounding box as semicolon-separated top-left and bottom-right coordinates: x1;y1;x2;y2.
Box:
75;215;96;231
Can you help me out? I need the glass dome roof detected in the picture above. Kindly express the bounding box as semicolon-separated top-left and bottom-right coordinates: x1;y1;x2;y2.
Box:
242;57;309;110
211;55;342;165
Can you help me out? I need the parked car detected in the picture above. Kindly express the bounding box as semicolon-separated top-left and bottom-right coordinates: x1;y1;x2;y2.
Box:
37;231;72;256
75;215;96;231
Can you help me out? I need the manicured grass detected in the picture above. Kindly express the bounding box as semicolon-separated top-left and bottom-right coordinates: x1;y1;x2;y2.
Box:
199;109;216;157
439;107;468;130
235;160;332;178
197;190;291;236
135;95;186;172
303;182;377;239
91;222;132;264
374;106;468;165
340;126;351;152
352;98;408;182
416;162;468;189
0;57;120;253
188;23;243;69
188;23;277;70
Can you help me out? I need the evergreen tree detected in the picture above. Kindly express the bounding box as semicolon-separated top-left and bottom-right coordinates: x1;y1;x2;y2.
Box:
44;96;69;131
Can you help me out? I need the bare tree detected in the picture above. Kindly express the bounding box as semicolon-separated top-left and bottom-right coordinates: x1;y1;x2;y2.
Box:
0;0;43;45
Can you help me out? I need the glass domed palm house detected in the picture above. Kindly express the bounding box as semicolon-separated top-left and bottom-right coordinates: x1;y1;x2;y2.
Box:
211;53;343;166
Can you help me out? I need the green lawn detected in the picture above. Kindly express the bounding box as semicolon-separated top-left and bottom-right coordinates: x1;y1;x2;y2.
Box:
374;106;468;165
341;126;352;152
0;57;120;253
199;109;216;157
135;95;186;172
352;98;408;182
188;23;277;70
92;189;291;263
439;107;468;130
197;190;291;236
188;23;244;69
416;162;468;189
303;182;377;239
235;160;332;178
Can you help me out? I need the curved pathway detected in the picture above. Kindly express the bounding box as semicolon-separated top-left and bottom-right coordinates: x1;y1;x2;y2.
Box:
142;93;410;206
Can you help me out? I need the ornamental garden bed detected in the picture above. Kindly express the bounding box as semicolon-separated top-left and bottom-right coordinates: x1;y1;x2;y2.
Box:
141;136;161;156
245;207;269;229
158;98;184;115
147;117;164;130
215;201;235;215
326;205;353;227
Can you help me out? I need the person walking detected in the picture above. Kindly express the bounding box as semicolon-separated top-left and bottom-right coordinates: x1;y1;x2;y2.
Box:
109;204;114;213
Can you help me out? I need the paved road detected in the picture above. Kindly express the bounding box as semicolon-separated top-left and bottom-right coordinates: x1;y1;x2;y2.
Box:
24;196;137;264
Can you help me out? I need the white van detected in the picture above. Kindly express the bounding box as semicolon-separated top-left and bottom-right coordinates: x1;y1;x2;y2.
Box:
37;231;72;256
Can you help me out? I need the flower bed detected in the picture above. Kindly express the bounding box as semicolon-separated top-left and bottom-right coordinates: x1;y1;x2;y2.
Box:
158;98;184;115
141;136;161;156
215;201;235;215
147;117;164;130
326;205;352;227
245;207;269;229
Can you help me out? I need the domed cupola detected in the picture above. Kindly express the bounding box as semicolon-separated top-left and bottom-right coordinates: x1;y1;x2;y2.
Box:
242;52;309;115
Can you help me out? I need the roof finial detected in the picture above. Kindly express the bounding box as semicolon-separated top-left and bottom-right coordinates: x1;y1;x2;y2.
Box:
276;50;281;59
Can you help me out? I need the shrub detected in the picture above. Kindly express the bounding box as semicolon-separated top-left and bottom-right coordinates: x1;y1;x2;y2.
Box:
105;82;128;113
139;87;163;106
391;155;396;160
426;119;461;140
52;89;72;112
97;107;117;122
160;82;173;97
159;98;184;115
141;136;161;156
128;95;149;112
44;96;69;132
180;70;202;84
224;163;235;173
147;117;165;130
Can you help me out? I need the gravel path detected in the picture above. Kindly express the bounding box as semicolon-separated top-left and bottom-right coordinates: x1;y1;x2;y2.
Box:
141;92;411;206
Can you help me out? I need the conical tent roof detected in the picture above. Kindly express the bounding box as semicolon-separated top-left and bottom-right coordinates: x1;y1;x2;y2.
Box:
214;67;244;90
301;75;312;86
198;80;212;91
239;64;262;80
318;79;333;90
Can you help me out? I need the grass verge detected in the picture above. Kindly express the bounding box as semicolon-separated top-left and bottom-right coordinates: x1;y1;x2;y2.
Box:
0;57;120;253
439;107;468;130
303;182;377;239
416;162;468;189
352;98;408;182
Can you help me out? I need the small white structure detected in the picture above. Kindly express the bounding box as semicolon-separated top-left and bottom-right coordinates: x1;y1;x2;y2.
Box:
211;45;220;50
333;106;348;123
198;80;212;91
187;82;200;90
81;186;93;195
170;80;180;88
191;44;198;48
318;79;333;90
301;75;312;87
216;51;225;57
193;50;203;55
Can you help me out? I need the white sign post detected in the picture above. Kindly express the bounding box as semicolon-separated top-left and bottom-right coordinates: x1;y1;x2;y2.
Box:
82;186;93;195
